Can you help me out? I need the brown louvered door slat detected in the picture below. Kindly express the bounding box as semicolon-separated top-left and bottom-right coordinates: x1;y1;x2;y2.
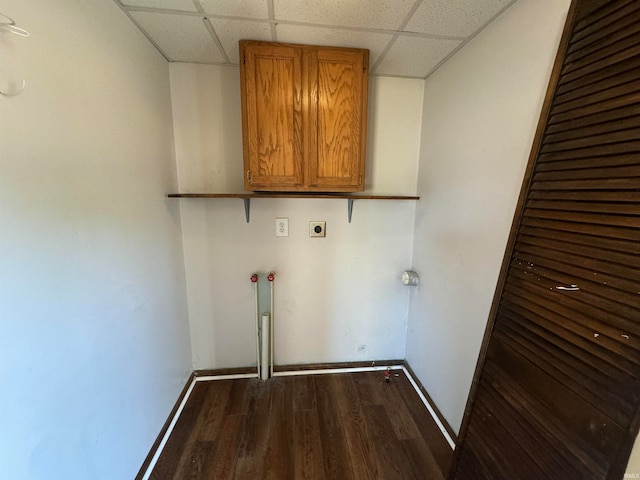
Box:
451;1;640;478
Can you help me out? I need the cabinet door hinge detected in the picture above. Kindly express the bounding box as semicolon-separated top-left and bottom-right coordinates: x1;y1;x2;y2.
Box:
243;52;246;65
246;170;252;182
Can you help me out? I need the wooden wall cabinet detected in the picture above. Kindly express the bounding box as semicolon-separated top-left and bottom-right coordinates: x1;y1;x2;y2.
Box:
239;40;369;192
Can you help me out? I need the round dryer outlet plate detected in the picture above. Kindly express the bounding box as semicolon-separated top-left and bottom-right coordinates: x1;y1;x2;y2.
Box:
309;221;326;237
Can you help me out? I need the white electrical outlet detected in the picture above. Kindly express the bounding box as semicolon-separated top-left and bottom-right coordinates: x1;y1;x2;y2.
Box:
309;221;326;237
275;218;289;237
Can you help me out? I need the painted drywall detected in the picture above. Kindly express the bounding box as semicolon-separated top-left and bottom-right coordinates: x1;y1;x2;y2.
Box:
405;0;572;433
0;1;191;479
628;436;640;478
170;64;423;368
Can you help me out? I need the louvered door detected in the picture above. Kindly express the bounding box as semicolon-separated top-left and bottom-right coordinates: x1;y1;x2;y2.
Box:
451;0;640;478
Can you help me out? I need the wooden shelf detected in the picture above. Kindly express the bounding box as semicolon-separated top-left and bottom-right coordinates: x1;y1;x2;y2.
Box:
167;193;420;223
167;193;419;200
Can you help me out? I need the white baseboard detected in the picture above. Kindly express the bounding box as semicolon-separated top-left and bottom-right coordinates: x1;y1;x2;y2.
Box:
273;364;403;376
140;377;196;480
401;366;456;450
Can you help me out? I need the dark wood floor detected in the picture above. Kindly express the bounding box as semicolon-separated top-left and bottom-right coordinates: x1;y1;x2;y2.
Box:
149;371;452;479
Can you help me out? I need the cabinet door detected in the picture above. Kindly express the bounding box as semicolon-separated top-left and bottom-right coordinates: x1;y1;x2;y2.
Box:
240;42;304;190
307;48;368;192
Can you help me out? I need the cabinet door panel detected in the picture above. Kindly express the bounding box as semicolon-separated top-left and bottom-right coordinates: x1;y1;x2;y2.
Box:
241;43;303;190
308;49;368;191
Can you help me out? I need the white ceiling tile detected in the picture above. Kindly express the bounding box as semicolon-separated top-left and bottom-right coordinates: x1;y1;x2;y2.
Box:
273;0;415;30
210;19;272;64
198;0;269;19
122;0;512;77
131;12;225;63
374;36;461;78
276;25;392;66
121;0;198;12
405;0;512;37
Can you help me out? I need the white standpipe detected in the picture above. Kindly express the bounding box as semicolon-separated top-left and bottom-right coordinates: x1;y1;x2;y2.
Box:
260;312;270;381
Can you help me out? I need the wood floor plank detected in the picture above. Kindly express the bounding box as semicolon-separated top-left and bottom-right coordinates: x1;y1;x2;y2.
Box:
314;375;357;480
352;371;422;440
149;382;209;480
332;374;382;480
224;378;253;415
394;372;454;476
235;379;271;458
233;379;271;479
351;369;386;404
293;408;326;480
264;377;295;480
401;437;446;480
353;372;440;480
362;402;422;480
235;379;273;480
293;374;316;411
170;441;217;480
208;414;245;480
195;379;233;441
380;376;423;440
148;371;452;480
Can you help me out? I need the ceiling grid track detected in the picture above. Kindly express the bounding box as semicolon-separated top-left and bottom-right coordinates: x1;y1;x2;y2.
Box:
114;0;517;79
369;0;424;75
202;17;229;64
267;0;277;42
191;0;229;63
119;6;468;41
113;0;172;61
421;0;520;78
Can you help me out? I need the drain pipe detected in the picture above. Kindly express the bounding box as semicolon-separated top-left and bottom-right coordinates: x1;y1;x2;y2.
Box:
261;312;270;381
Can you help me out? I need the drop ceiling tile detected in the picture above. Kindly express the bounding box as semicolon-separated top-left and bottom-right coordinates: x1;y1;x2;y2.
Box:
210;19;272;64
131;12;225;63
198;0;269;19
276;25;392;66
405;0;512;37
121;0;198;12
374;36;461;78
273;0;415;30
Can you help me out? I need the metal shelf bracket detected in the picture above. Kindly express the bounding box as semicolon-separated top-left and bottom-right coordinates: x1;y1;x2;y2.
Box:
243;197;250;223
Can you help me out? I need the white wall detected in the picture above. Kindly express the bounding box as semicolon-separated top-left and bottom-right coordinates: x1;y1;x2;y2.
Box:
628;436;640;478
405;0;571;433
170;64;423;368
0;1;192;479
